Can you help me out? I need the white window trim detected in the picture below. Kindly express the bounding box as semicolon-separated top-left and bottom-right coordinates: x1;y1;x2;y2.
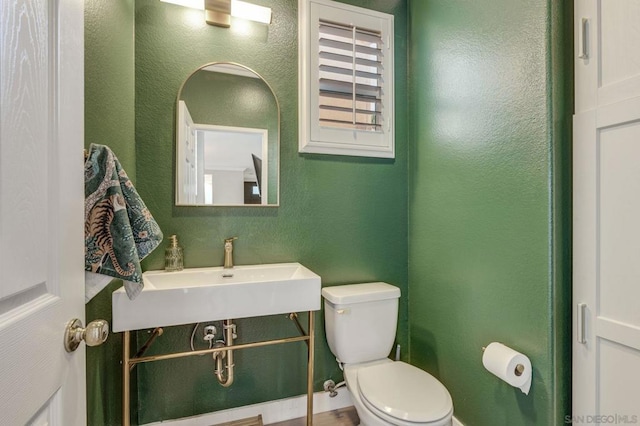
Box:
298;0;395;158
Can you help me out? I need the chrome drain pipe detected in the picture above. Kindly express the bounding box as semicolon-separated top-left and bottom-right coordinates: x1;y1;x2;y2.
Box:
213;319;236;387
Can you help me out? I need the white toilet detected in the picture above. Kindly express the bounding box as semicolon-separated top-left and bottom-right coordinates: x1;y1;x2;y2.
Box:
322;283;453;426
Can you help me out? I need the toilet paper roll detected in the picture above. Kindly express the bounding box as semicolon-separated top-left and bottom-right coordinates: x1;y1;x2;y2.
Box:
482;342;532;395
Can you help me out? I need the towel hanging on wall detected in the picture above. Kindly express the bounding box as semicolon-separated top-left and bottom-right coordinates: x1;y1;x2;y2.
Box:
84;144;163;302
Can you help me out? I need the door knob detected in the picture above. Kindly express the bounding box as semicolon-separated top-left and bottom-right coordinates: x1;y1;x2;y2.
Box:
64;318;109;352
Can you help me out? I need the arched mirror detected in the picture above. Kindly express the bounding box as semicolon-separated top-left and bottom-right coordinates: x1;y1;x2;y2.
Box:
176;62;279;206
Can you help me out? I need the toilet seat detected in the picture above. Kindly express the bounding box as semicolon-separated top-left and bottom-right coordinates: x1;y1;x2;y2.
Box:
357;362;453;425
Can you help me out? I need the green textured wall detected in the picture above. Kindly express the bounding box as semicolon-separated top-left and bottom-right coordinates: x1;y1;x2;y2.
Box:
407;1;572;425
84;0;136;178
84;1;137;425
85;0;572;424
133;0;408;423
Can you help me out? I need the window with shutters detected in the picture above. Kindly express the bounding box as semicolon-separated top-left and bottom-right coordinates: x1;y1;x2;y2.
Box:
299;0;394;158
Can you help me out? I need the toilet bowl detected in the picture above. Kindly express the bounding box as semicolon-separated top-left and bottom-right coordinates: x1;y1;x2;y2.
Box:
343;360;452;426
322;283;454;426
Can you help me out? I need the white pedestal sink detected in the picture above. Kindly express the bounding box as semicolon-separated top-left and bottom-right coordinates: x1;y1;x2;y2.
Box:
112;262;321;332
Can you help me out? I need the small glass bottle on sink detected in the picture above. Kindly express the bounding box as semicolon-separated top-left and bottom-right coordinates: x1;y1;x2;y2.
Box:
164;234;183;272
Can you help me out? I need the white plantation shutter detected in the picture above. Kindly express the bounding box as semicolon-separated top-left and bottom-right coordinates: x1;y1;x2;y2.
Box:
318;21;384;132
299;0;394;158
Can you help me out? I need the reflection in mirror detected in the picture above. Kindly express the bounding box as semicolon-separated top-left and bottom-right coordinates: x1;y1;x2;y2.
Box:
176;63;279;206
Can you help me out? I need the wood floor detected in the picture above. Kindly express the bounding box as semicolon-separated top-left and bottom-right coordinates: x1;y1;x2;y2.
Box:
213;406;359;426
216;415;264;426
267;407;359;426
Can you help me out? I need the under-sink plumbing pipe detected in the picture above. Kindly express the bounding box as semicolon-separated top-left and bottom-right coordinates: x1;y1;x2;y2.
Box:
213;319;236;387
323;379;346;397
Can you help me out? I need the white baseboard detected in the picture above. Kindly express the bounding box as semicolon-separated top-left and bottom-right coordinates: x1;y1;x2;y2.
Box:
143;389;354;425
452;416;464;426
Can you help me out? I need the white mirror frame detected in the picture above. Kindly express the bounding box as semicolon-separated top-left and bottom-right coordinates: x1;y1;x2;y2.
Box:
177;102;269;205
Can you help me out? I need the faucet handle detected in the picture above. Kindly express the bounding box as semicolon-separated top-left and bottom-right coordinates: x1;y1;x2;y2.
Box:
224;236;238;244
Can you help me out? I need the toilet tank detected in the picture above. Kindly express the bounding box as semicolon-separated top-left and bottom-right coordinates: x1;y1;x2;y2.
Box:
322;283;400;364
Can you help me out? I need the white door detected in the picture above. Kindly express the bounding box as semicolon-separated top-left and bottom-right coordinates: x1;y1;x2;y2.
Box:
573;0;640;420
0;0;86;424
177;101;198;204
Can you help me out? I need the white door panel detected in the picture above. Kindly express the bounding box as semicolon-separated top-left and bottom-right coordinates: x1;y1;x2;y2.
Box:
598;120;640;327
573;104;640;418
576;0;640;112
177;100;198;204
28;390;63;425
598;339;640;416
0;0;85;424
598;0;640;105
574;0;640;419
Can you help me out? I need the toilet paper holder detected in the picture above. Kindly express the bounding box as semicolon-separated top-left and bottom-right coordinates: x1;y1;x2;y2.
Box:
482;346;525;377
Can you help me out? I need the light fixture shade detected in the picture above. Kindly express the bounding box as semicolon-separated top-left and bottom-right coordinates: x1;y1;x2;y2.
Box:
160;0;204;10
231;0;272;24
160;0;271;25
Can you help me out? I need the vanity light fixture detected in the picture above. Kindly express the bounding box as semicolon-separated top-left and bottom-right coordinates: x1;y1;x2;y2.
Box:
231;1;271;24
161;0;272;27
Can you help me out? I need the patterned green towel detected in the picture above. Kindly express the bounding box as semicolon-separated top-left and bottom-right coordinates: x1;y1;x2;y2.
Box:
84;144;163;299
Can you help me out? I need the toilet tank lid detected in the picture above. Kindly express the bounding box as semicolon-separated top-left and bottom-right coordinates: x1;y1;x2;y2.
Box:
322;282;400;304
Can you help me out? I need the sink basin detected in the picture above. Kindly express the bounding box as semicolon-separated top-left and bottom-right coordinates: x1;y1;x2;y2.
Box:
112;263;321;332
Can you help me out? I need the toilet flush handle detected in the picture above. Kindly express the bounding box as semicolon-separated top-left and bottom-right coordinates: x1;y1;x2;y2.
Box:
336;308;350;315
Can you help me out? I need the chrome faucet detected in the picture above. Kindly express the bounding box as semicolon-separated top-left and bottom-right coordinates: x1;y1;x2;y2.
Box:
223;237;237;269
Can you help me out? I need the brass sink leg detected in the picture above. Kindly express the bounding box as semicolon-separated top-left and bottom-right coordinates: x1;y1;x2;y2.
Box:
289;312;310;347
123;330;131;426
307;311;315;426
120;313;315;426
131;327;163;370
